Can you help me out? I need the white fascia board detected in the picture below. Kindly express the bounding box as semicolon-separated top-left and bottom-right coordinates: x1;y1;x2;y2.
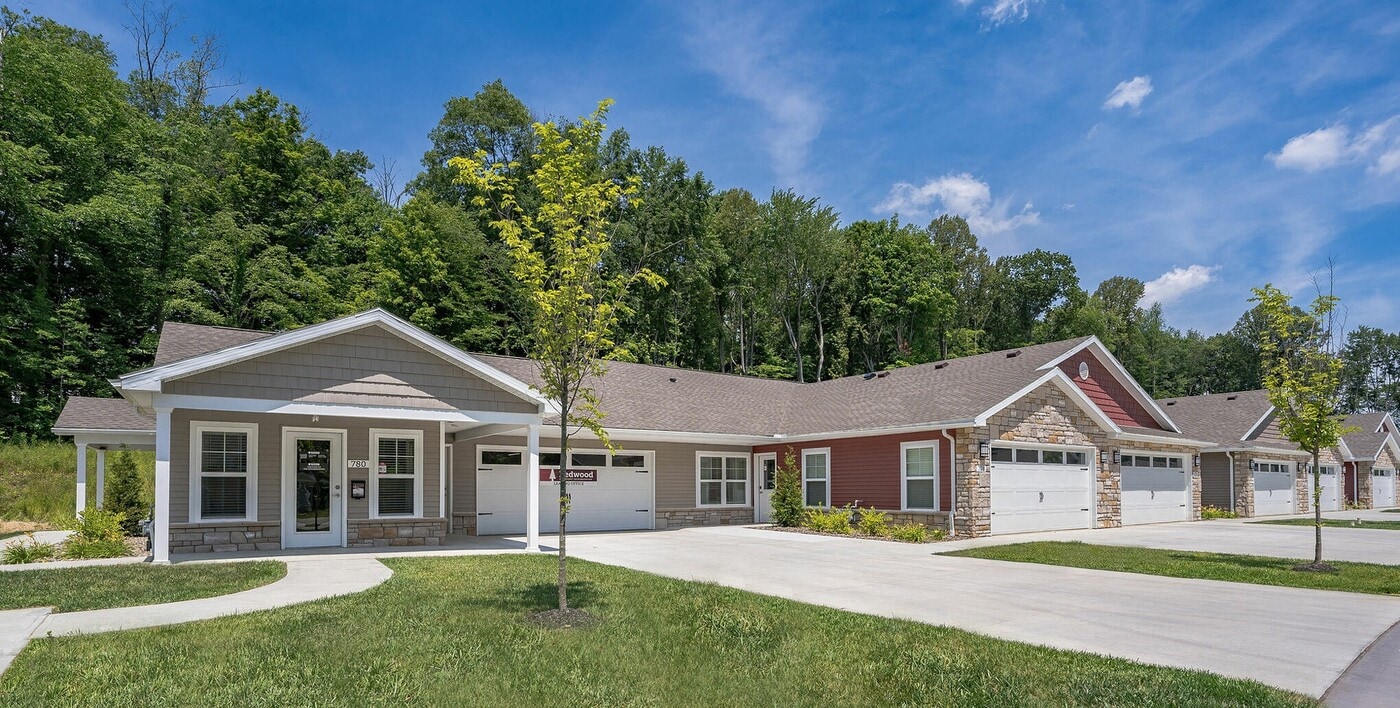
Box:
974;368;1123;435
1337;437;1356;461
772;420;976;443
1241;406;1276;442
537;426;773;447
117;309;550;411
151;393;544;426
1377;414;1395;434
61;431;158;449
1381;434;1400;463
1111;431;1215;448
1039;337;1180;433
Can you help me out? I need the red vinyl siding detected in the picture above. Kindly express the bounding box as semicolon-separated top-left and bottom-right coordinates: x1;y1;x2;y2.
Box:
1345;461;1356;505
1059;351;1162;430
754;430;954;512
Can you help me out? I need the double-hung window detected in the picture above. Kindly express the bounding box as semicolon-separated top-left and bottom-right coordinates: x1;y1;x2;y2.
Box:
902;442;938;511
191;422;258;522
698;453;748;506
803;449;830;507
372;429;422;517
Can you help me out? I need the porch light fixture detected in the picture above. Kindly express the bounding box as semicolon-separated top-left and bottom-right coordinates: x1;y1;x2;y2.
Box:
978;441;990;457
1112;450;1121;465
1193;455;1201;468
1099;450;1108;466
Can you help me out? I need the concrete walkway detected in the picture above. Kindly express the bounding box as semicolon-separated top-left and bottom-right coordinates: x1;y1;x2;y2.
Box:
2;557;392;677
569;525;1400;698
1324;619;1400;707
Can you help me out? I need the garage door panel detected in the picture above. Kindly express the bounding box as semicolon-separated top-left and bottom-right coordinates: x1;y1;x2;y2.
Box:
1121;458;1189;526
1374;471;1396;508
990;455;1094;535
1253;467;1295;516
476;463;653;535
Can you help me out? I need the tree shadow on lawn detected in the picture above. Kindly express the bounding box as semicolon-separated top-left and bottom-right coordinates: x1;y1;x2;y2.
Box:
1161;550;1337;573
462;580;602;614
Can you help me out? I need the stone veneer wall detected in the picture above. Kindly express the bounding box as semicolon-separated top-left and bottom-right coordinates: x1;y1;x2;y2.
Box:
1231;452;1310;517
950;382;1201;538
347;518;445;547
451;513;475;535
1353;461;1373;508
656;507;752;529
885;511;950;531
170;521;280;554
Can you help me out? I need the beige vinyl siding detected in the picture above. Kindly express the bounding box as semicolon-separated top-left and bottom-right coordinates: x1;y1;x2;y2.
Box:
165;324;537;414
171;409;442;524
451;434;753;516
1200;452;1232;509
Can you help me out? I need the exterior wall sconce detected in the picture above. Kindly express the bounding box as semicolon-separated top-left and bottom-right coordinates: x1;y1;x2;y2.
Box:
1193;455;1201;468
978;441;990;457
1099;450;1108;466
1111;450;1121;465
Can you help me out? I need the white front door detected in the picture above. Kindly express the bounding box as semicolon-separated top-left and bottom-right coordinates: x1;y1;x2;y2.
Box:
1374;469;1396;508
1120;453;1190;525
754;453;777;523
989;446;1095;535
1252;461;1295;516
282;428;345;548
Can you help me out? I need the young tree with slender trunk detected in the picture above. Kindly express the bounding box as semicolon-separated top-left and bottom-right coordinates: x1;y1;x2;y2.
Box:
453;100;661;611
1251;283;1352;570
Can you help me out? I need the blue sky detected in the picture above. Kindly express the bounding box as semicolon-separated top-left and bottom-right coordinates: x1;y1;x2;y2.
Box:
38;0;1400;335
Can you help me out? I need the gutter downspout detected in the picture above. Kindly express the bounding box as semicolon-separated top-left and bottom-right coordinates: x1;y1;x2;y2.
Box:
1226;451;1236;513
941;429;957;538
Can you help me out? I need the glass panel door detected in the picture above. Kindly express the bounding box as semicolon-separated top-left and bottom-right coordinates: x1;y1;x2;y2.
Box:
296;439;332;532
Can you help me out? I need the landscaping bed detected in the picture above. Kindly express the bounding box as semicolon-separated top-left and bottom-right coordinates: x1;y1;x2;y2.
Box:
0;561;287;612
945;542;1400;595
0;555;1310;706
761;523;943;544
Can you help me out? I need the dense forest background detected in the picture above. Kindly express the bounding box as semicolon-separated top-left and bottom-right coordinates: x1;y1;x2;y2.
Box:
3;7;1398;440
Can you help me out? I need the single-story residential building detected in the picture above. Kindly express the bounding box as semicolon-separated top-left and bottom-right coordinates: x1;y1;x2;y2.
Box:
54;309;1212;561
1338;412;1400;509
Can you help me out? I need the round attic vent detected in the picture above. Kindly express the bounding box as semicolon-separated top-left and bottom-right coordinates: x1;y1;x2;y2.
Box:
1078;362;1090;380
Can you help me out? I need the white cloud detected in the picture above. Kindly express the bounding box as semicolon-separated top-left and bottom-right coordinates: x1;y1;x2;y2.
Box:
1270;126;1350;171
1103;76;1153;111
1270;117;1400;173
1140;265;1219;306
681;3;823;189
875;173;1040;235
956;0;1038;27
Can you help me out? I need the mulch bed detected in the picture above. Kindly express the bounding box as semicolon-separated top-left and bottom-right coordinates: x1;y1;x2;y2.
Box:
755;524;939;544
525;608;600;630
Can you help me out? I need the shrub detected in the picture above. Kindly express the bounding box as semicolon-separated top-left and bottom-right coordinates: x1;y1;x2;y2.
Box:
68;508;127;542
856;507;890;537
3;535;56;564
770;448;804;527
1201;505;1238;520
62;537;130;560
803;505;853;535
105;447;149;535
888;522;931;543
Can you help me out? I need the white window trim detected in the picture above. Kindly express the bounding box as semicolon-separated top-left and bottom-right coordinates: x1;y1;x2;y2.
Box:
695;451;750;507
189;421;258;524
900;440;940;511
370;428;424;519
802;447;832;508
1119;450;1188;470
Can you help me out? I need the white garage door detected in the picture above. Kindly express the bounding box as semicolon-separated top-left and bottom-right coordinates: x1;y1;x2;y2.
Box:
990;446;1094;535
1252;461;1295;517
1121;453;1190;525
1318;466;1342;512
476;448;654;535
1374;468;1396;508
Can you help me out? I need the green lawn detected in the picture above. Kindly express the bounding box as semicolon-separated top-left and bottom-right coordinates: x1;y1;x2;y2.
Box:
1251;517;1400;530
946;542;1400;595
0;562;286;612
0;556;1309;707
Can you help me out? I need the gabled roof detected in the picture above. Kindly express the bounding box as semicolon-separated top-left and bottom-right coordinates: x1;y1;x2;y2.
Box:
1339;413;1397;462
1155;389;1298;453
115;309;550;411
153;322;272;366
53;396;155;433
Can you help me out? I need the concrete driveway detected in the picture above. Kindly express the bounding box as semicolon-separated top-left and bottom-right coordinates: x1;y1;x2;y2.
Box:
935;513;1400;565
567;525;1400;698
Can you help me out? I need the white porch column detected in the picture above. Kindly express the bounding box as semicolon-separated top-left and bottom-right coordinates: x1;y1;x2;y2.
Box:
95;448;106;508
439;421;447;521
525;423;541;551
153;407;173;564
75;442;88;516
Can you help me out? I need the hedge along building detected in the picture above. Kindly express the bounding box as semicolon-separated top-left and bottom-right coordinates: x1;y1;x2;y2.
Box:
54;310;1210;561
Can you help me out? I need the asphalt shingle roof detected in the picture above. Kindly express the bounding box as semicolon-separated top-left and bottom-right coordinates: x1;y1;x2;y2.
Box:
1341;412;1392;460
1154;390;1287;450
152;322;272;366
53;396;155;432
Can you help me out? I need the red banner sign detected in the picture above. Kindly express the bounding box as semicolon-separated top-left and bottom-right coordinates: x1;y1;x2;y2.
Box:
539;468;598;483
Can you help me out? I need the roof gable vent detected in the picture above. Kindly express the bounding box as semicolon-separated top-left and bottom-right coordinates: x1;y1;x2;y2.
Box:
1226;395;1237;401
1005;350;1021;359
934;362;948;370
1165;401;1176;406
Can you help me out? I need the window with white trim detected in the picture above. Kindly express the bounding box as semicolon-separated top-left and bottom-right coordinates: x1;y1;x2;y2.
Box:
372;430;422;517
191;422;257;522
902;442;938;511
803;449;830;507
698;454;748;506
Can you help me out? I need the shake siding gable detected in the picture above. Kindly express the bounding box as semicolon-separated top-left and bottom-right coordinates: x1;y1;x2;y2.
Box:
753;431;954;512
164;325;538;414
1058;350;1161;430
